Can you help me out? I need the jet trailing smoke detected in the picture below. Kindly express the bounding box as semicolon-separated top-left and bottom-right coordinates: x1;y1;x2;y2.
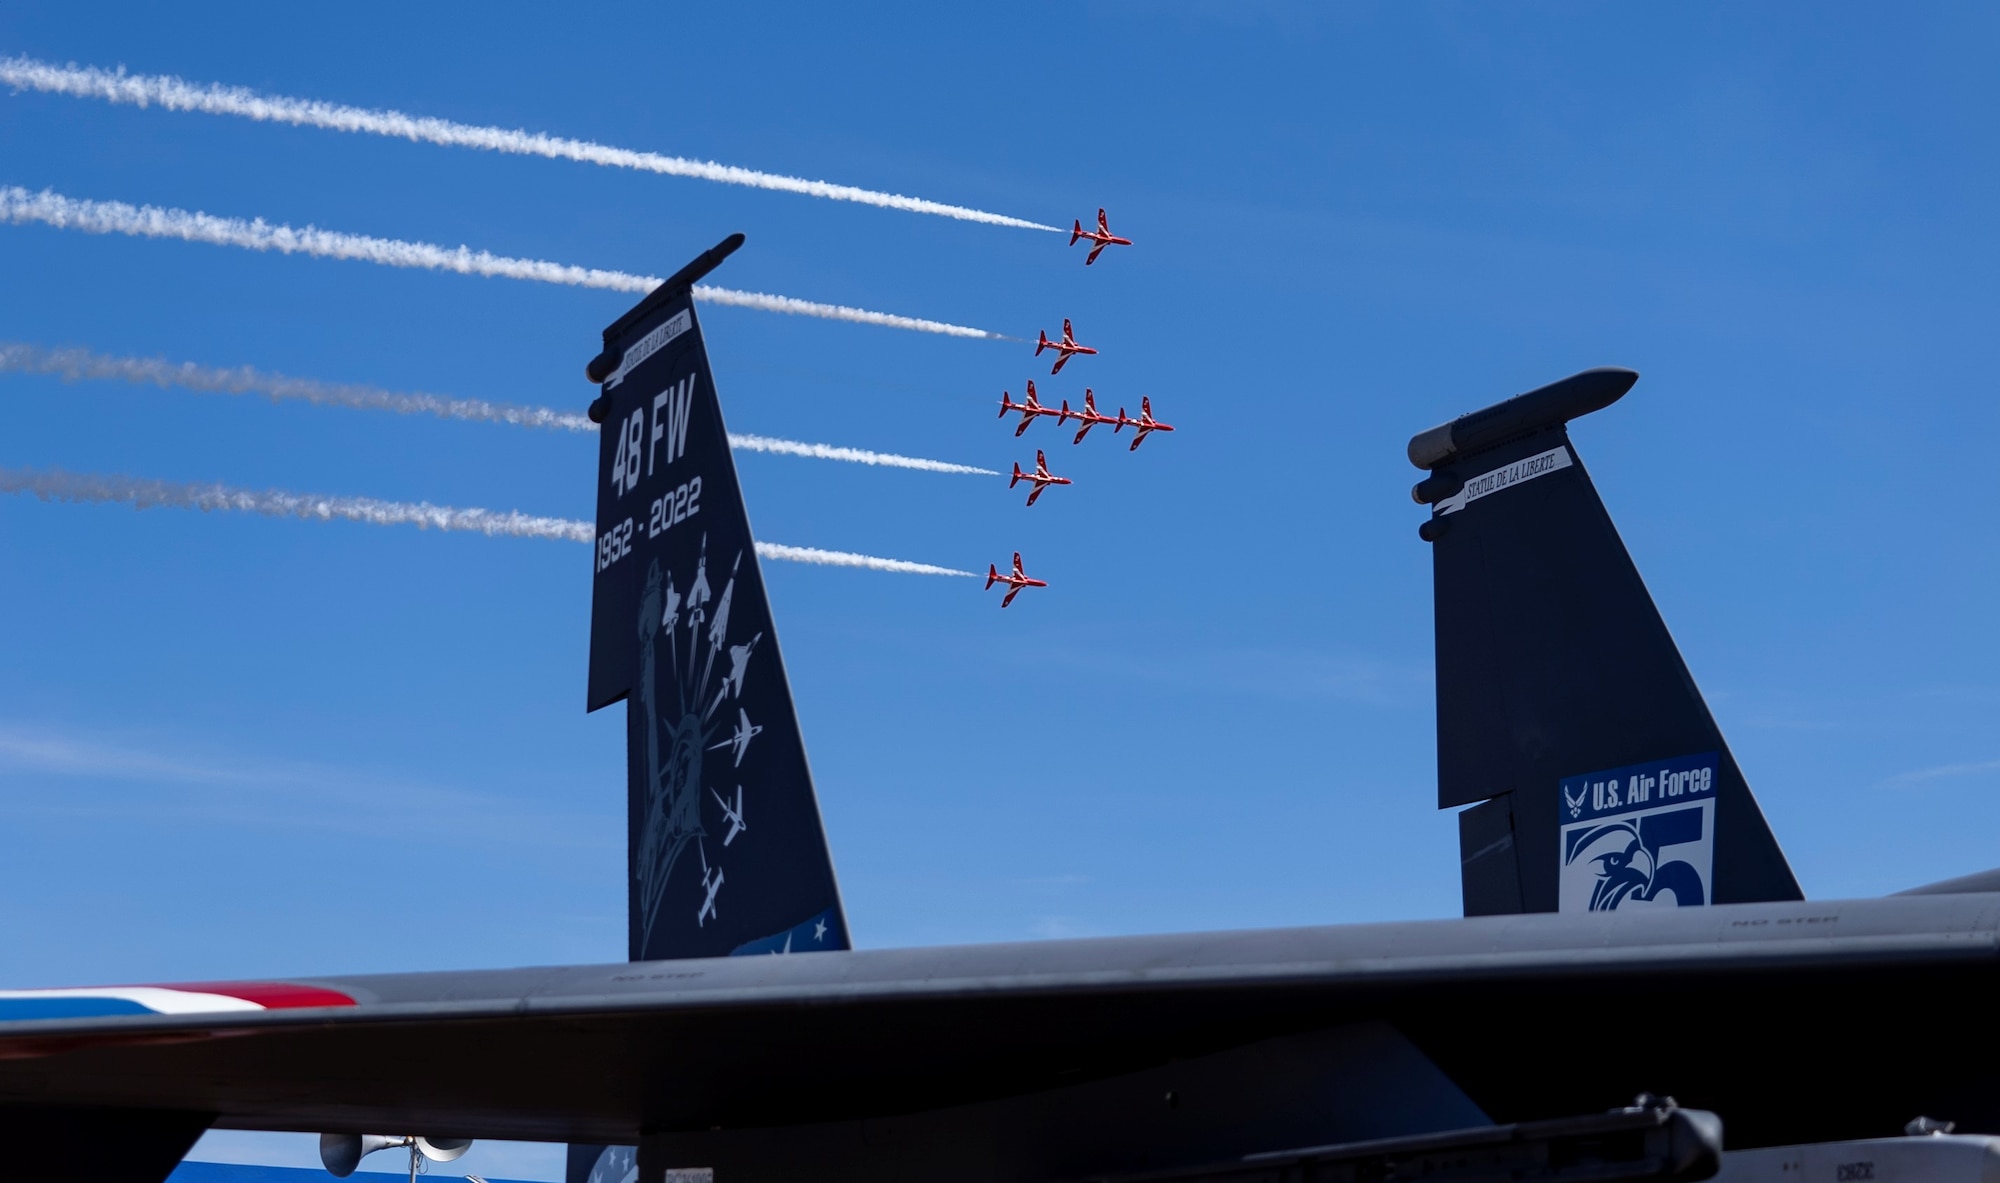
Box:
0;56;1058;233
725;433;995;476
0;341;591;431
752;542;975;578
0;466;977;576
0;342;998;475
0;187;1009;341
0;466;593;542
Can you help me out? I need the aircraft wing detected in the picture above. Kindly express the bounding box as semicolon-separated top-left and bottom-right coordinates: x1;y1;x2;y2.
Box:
1087;242;1107;265
0;894;1995;1147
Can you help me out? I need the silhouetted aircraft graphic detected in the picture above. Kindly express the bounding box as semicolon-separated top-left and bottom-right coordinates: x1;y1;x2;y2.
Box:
1070;208;1132;265
709;707;762;767
695;843;723;926
1035;318;1097;375
8;245;1999;1183
985;551;1048;607
712;784;747;845
1009;450;1072;506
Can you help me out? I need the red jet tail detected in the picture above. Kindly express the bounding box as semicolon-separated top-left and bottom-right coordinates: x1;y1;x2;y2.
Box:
985;564;999;590
1070;219;1083;246
1036;330;1050;356
1010;462;1024;489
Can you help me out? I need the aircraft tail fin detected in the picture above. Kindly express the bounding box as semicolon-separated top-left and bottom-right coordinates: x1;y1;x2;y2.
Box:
584;240;851;962
1010;462;1024;488
1071;219;1084;245
1037;330;1050;355
1410;368;1801;917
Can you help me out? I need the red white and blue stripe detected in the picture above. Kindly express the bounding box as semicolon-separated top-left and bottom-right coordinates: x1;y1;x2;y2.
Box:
0;981;354;1021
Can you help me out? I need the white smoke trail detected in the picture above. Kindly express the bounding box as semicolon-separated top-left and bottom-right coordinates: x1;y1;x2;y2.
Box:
0;466;591;541
0;187;1010;341
0;56;1059;233
0;341;999;474
0;341;593;431
726;433;995;475
752;542;975;578
0;466;978;576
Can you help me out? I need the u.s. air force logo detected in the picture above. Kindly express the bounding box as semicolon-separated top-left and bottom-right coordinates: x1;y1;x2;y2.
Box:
1558;753;1718;912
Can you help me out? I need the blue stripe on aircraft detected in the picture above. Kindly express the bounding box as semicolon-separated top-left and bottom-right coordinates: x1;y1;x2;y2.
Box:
0;996;154;1020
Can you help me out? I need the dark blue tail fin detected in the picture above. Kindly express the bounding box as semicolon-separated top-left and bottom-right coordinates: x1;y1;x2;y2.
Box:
1410;368;1801;917
571;239;850;1183
584;239;849;961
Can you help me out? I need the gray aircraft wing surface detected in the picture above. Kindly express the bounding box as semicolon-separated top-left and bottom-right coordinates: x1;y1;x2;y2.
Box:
0;893;1996;1154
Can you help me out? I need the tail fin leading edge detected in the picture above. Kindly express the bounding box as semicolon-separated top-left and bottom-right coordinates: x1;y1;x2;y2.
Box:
1410;368;1801;916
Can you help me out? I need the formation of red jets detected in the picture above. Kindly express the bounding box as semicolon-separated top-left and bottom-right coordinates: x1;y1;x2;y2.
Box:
990;209;1163;607
997;385;1176;454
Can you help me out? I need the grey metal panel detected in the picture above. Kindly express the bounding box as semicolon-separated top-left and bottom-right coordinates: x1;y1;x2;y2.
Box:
1895;866;2000;896
2;894;1995;1037
0;895;1993;1150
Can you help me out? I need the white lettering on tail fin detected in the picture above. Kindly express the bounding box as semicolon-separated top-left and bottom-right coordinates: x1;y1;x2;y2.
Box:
649;376;697;476
1435;445;1573;516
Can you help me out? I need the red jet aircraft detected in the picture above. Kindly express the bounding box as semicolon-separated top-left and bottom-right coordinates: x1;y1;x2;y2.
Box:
1070;209;1133;265
1121;396;1176;451
997;380;1063;437
986;552;1048;607
1059;389;1126;444
1009;449;1072;506
1035;319;1098;375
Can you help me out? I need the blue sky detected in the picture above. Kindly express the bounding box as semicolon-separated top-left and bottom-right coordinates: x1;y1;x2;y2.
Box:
2;2;1997;1177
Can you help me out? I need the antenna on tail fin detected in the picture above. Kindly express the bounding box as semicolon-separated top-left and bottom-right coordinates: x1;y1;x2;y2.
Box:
1410;368;1801;917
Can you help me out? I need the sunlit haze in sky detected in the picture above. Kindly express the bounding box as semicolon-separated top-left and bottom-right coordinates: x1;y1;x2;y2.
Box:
1;3;1997;1177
